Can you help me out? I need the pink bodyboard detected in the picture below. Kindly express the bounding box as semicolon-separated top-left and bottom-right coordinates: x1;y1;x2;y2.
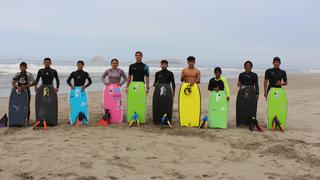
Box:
103;84;123;124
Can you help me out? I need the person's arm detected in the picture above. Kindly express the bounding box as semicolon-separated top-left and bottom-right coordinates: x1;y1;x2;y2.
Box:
66;72;73;87
101;70;109;85
126;65;133;91
120;69;127;86
282;71;288;86
145;65;150;94
54;70;60;89
237;74;241;87
34;70;41;87
171;72;176;95
254;74;259;95
196;69;200;84
34;70;41;92
264;70;269;98
208;79;213;91
153;72;158;87
26;73;35;88
11;73;21;91
221;76;230;100
146;76;150;94
180;69;185;83
85;72;92;88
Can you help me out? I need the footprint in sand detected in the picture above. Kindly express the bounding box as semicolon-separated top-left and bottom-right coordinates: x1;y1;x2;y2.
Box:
15;172;34;180
80;161;93;169
75;176;98;180
230;142;262;150
223;150;251;161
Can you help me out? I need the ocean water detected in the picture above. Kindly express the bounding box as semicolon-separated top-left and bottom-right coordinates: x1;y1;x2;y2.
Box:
0;60;318;97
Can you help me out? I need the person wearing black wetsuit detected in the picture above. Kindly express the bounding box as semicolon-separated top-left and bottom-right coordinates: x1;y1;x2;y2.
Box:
264;57;287;98
153;60;176;96
12;62;35;123
34;57;60;93
238;60;259;99
126;51;150;94
66;60;92;89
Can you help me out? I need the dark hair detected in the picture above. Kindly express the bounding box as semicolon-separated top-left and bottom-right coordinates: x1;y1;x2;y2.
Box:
111;58;119;63
214;67;222;73
244;60;253;67
187;56;196;62
160;60;168;64
77;60;84;65
273;57;281;63
20;62;27;67
43;57;51;62
135;51;143;57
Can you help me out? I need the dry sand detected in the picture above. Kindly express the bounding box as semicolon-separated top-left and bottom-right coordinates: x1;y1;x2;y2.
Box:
0;74;320;180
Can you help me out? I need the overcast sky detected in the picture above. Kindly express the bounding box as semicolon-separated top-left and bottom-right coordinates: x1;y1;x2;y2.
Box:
0;0;319;68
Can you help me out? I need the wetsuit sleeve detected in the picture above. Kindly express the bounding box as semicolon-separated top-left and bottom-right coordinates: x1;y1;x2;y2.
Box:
120;69;127;86
171;72;175;92
54;70;60;88
128;65;133;76
28;73;35;85
101;70;109;84
153;72;159;86
264;69;270;80
66;72;74;87
144;64;149;77
34;70;41;86
254;73;259;95
283;70;287;83
208;79;214;91
221;76;230;97
238;73;242;85
85;72;92;88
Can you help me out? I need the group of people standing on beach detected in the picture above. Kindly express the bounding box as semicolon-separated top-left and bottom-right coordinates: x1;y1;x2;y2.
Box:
10;51;288;127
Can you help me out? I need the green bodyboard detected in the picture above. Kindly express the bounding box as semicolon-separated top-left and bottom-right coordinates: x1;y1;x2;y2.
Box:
127;82;147;123
267;88;287;130
209;91;228;129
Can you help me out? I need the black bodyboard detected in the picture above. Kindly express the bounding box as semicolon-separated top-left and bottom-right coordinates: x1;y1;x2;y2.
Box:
236;86;257;126
152;84;173;125
35;85;58;126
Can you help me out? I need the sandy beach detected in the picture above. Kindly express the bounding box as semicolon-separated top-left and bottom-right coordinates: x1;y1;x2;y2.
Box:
0;74;320;180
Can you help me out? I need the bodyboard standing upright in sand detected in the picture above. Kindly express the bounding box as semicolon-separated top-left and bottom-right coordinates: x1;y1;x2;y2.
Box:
35;85;58;126
152;83;173;125
8;89;28;127
103;84;123;124
209;90;228;129
69;86;89;125
127;82;146;124
178;83;201;127
236;86;257;126
267;88;287;130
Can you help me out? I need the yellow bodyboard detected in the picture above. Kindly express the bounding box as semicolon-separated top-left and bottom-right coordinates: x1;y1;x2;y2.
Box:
178;83;201;127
